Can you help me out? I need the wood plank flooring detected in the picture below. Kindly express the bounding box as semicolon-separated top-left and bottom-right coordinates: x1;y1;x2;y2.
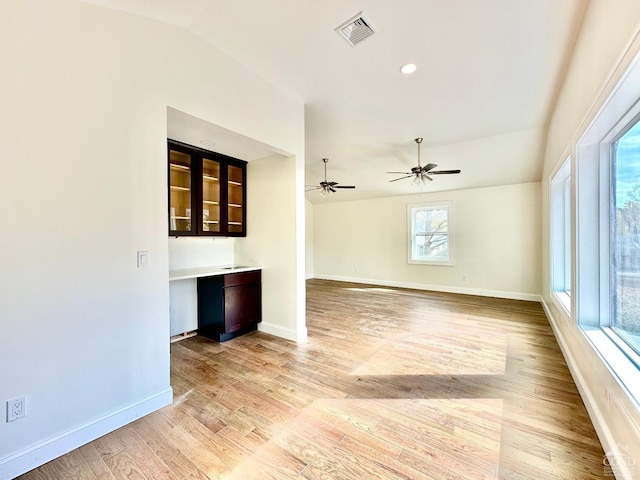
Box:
18;279;606;479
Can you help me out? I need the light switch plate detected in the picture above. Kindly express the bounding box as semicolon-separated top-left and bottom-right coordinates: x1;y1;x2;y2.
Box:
137;251;149;268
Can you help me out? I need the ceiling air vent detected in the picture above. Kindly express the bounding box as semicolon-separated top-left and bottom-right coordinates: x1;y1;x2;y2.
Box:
335;12;376;47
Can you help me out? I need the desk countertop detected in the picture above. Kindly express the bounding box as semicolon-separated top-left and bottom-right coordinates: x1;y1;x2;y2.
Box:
169;265;261;281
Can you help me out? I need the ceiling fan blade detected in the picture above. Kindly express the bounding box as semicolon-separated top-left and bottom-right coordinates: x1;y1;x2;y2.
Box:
422;163;438;172
429;169;461;175
329;187;337;193
335;185;356;189
386;171;411;174
389;175;414;182
305;187;321;192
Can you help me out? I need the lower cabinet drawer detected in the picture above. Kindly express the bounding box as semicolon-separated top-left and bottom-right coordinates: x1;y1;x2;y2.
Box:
224;270;261;287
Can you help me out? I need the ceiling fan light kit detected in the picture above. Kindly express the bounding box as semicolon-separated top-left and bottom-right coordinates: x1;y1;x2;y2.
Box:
386;137;461;186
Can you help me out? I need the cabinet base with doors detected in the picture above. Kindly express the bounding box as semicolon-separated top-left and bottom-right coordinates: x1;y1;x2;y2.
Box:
197;269;262;342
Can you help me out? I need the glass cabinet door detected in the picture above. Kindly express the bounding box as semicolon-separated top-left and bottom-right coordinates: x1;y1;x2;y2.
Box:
227;164;244;234
168;140;247;237
169;148;193;234
202;157;221;233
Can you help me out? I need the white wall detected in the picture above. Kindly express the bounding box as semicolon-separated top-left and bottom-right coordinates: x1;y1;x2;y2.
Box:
305;199;314;278
0;0;304;477
541;0;640;474
313;182;541;300
235;155;307;341
168;237;235;270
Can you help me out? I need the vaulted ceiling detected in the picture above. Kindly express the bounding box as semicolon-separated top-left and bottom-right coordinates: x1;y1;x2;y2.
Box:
81;0;588;203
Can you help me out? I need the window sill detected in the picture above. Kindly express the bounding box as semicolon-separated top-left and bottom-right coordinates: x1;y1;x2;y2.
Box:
408;260;455;267
552;291;571;315
581;327;640;405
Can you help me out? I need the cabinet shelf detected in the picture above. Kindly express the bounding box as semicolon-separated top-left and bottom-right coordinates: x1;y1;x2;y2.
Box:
203;220;219;224
171;216;190;220
203;200;219;205
203;175;219;181
228;180;242;186
229;203;242;208
170;163;190;171
170;185;190;191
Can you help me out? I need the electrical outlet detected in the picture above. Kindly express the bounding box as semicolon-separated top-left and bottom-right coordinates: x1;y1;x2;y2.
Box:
7;395;27;422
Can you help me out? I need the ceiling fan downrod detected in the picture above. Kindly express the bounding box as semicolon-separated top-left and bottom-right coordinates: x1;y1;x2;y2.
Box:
415;137;423;168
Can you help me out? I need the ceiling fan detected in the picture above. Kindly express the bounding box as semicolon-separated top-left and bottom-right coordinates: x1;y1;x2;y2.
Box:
306;158;356;197
387;137;461;184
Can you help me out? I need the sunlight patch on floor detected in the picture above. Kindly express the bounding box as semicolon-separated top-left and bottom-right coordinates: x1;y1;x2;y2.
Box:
227;398;503;479
352;330;508;376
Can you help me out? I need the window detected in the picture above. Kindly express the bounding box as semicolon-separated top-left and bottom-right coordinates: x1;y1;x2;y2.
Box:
550;156;572;312
611;118;640;355
407;201;454;265
575;48;640;393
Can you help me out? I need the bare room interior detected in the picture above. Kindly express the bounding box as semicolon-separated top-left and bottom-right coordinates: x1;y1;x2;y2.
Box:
2;1;640;479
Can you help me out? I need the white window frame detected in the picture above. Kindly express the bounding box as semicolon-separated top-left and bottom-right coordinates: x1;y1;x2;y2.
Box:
407;201;454;266
575;47;640;403
550;153;572;314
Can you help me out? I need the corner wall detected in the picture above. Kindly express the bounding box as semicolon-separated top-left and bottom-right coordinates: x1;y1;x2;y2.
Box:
236;155;307;341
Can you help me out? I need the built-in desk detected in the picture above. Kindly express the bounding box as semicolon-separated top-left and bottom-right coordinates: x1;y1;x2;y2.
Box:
169;266;262;340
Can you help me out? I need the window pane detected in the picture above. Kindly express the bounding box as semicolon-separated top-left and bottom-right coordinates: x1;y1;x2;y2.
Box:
415;208;448;234
563;176;571;295
612;118;640;354
550;156;571;307
415;233;448;259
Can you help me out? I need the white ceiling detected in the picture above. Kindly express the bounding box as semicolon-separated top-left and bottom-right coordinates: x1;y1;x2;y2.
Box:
81;0;587;203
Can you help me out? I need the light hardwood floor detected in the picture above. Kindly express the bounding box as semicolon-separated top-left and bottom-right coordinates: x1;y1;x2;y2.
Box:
18;279;606;479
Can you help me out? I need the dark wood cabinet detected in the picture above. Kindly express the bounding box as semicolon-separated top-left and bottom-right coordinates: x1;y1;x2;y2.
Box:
168;139;246;237
197;270;261;342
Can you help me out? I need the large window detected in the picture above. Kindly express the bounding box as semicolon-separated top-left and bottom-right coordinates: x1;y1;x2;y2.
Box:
407;201;454;265
611;118;640;355
551;156;572;312
575;49;640;389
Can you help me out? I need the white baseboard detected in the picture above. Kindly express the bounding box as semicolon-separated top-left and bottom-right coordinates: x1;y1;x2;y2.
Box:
541;300;634;480
258;322;306;342
0;388;173;480
311;274;541;302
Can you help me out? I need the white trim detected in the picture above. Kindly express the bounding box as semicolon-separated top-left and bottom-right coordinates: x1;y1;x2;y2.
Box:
311;274;540;302
541;299;636;480
0;388;173;480
258;321;306;342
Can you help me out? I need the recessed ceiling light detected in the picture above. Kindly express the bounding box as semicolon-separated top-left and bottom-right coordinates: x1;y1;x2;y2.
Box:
400;63;417;75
